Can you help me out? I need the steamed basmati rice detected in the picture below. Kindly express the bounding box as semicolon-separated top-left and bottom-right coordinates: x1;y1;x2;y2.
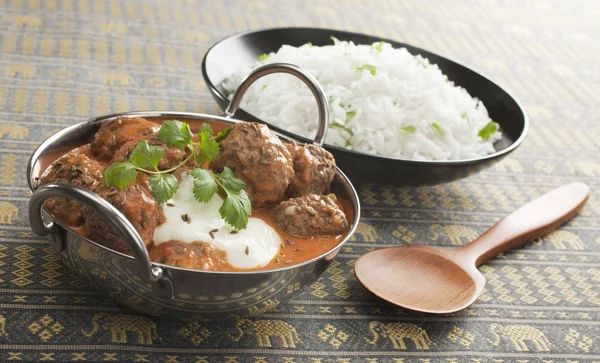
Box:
223;39;501;161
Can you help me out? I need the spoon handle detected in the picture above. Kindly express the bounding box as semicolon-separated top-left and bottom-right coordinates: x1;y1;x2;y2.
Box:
458;182;589;267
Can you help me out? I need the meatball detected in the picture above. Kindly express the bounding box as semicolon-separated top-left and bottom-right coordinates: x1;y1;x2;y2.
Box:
85;175;162;253
113;134;188;170
38;147;104;226
91;117;160;161
286;142;336;197
149;241;227;270
210;122;294;207
273;194;350;237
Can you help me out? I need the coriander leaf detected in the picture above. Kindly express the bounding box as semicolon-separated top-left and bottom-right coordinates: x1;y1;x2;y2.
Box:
330;36;340;43
157;120;193;150
215;127;231;142
345;111;356;122
195;123;220;165
217;167;245;192
219;189;251;230
306;42;313;47
224;88;234;97
199;123;213;138
460;112;468;119
330;122;354;136
130;140;165;171
190;168;218;202
104;162;137;190
374;41;385;52
344;139;352;148
258;53;269;61
432;123;444;136
357;64;377;76
148;174;178;204
478;121;498;140
399;125;416;134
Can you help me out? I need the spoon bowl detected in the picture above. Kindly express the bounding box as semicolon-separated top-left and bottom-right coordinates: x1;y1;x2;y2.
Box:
356;245;484;314
355;182;590;314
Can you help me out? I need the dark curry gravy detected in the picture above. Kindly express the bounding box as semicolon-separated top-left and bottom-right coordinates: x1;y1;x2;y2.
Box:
36;118;354;272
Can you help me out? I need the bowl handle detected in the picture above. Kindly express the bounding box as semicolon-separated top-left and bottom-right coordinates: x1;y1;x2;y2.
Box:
29;182;169;286
224;62;330;146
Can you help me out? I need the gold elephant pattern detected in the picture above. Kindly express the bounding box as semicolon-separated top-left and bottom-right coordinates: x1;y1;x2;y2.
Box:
12;15;42;28
349;222;378;242
3;64;36;78
77;242;100;261
429;224;478;245
82;313;158;344
230;318;301;348
494;158;524;173
0;125;29;140
95;72;134;86
365;322;432;350
0;315;6;336
569;160;600;177
544;230;585;250
489;324;550;352
0;202;18;224
247;299;280;316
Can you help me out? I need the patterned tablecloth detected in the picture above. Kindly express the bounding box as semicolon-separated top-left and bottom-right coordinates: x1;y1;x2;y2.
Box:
1;0;599;361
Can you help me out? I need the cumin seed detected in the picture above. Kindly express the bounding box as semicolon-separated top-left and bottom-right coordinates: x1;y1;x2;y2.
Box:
181;214;191;223
286;239;294;245
245;246;249;255
285;260;293;264
209;228;218;239
275;258;280;263
295;248;303;252
230;230;239;234
167;202;175;207
106;190;119;197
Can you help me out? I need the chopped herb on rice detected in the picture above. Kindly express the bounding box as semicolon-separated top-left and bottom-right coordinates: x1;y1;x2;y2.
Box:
224;40;501;161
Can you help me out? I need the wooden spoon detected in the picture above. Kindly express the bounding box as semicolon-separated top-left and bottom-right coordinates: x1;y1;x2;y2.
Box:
354;182;590;314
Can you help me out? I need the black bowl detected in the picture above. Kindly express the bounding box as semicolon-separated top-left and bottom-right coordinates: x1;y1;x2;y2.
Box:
202;27;528;185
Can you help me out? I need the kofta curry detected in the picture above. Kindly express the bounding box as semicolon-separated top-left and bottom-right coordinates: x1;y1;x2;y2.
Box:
37;117;352;271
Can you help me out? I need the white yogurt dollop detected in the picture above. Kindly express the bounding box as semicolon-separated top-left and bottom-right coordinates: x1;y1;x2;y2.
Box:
153;174;281;269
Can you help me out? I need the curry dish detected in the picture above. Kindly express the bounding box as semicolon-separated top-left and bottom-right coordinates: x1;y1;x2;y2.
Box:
37;117;352;272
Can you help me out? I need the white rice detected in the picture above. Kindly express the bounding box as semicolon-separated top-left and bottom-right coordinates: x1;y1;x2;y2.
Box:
223;39;501;161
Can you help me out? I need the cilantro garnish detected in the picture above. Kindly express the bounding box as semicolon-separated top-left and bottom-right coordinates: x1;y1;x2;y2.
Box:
432;123;444;136
478;121;498;140
399;125;416;134
148;174;178;204
258;53;269;61
104;162;137;190
330;122;354;136
103;121;251;229
345;111;356;122
357;64;377;76
373;41;385;52
215;127;231;143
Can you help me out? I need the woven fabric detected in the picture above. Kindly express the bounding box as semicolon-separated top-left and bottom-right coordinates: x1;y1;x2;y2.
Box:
1;0;599;361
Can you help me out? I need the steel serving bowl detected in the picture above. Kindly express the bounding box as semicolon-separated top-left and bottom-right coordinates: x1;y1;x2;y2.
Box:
202;27;529;185
26;64;360;318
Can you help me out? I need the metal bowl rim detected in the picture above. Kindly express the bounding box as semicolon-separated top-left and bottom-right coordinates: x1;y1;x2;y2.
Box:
27;110;361;276
201;26;529;165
